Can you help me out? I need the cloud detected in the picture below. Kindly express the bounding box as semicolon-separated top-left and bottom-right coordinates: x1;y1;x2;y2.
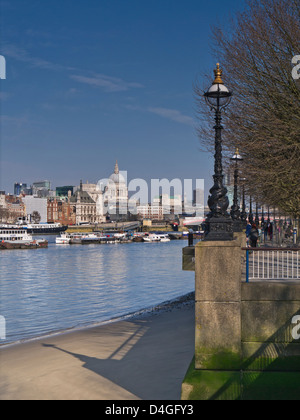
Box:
148;107;194;126
70;74;143;92
1;43;69;71
2;43;142;93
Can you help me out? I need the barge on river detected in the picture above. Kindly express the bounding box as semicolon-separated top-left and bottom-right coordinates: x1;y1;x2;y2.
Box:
21;223;67;234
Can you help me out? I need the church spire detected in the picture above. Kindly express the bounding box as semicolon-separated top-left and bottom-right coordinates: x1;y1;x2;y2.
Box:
114;160;119;174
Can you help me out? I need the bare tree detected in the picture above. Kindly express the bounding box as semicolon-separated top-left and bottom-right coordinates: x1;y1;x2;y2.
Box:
195;0;300;218
31;211;41;224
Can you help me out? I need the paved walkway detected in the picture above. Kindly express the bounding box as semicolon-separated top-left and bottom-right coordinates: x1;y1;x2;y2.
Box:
0;296;195;400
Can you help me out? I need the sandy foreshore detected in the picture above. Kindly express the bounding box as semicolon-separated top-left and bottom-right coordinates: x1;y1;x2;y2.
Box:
0;293;195;400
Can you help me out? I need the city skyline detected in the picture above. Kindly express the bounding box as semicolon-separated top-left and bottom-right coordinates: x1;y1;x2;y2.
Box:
11;160;206;208
0;0;246;197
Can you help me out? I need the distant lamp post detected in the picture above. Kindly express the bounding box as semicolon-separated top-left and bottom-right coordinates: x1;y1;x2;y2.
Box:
240;177;247;225
261;206;265;227
255;202;260;226
249;196;254;224
204;63;233;241
230;148;243;232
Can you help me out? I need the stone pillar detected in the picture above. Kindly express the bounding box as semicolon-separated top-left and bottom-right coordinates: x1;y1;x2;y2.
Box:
195;239;242;370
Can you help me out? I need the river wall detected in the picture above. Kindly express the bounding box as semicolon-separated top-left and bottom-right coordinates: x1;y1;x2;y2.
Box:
181;237;300;400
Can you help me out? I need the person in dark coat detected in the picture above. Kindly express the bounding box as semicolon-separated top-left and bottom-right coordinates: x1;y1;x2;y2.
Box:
249;223;259;247
268;222;273;240
264;223;269;241
246;221;252;247
246;222;252;237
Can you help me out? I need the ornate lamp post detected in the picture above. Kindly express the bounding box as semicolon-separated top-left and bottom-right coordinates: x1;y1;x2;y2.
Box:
204;63;233;241
230;148;243;232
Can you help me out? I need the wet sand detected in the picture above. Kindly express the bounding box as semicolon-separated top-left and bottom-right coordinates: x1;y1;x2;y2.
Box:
0;294;195;400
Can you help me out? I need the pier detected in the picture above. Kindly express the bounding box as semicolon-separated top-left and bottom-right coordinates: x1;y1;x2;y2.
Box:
66;221;142;234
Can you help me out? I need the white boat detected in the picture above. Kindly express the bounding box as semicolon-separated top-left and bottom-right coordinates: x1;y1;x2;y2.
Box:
0;226;32;243
67;232;101;244
113;233;127;239
157;234;170;242
55;232;72;244
143;233;162;242
0;227;48;249
80;233;101;243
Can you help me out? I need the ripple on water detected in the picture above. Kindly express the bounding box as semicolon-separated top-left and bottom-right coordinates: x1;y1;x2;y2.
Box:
0;238;194;344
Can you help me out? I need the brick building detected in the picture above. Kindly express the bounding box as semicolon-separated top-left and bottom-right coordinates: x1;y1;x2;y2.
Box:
0;194;26;223
47;197;76;225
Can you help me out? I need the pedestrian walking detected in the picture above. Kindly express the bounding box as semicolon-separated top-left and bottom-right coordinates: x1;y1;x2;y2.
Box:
264;223;268;241
249;223;259;248
268;222;273;241
246;221;252;247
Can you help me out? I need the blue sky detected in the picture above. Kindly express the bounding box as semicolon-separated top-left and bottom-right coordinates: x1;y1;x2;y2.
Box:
0;0;246;198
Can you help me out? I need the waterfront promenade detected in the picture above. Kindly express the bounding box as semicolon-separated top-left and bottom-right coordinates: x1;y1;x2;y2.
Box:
0;294;195;400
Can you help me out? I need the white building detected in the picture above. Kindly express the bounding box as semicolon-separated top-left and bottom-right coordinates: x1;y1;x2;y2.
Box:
69;161;129;224
152;194;183;215
22;196;48;223
99;161;129;220
136;204;164;220
69;181;105;225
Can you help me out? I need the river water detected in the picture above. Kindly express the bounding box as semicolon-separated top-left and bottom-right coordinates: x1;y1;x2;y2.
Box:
0;236;195;345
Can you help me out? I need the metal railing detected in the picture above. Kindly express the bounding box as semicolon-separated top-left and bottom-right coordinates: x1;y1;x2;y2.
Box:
242;247;300;283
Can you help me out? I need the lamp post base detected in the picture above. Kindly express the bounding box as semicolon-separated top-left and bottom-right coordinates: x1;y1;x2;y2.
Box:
204;216;234;241
232;219;245;233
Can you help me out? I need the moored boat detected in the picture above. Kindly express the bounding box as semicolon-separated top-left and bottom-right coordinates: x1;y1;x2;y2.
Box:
1;240;48;249
168;233;183;240
143;233;162;242
156;233;171;242
66;232;103;244
55;232;72;244
133;234;144;242
4;222;67;235
0;227;48;250
25;223;68;235
113;232;127;239
80;233;102;244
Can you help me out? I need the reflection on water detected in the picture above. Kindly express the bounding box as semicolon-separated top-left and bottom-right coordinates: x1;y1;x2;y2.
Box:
0;237;194;345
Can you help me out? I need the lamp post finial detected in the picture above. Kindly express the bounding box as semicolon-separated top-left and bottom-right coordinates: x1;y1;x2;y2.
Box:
213;63;224;84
